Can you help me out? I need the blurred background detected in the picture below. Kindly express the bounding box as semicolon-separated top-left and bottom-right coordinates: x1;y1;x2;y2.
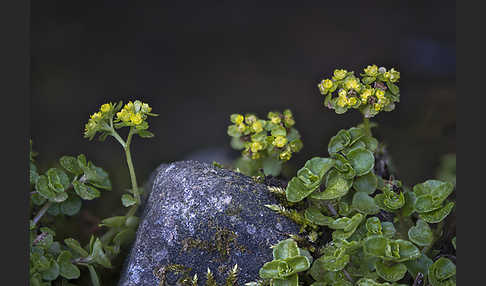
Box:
30;2;455;283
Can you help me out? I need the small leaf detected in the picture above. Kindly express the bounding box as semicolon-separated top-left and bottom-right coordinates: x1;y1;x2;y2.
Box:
403;253;433;279
59;156;83;175
46;168;70;193
272;239;300;260
138;130;154;138
41;260;60;281
36;175;56;200
73;180;100;200
408;219;434;246
304;207;334;226
273;274;298;286
99;216;126;228
262;156;283;177
352;191;380;215
57;251;81;279
310;170;352;200
375;260;407;282
346;148;375;176
90;238;112;268
420;201;455;223
113;228;136;247
121;194;137;207
328;129;351;155
386;81;399;95
353;172;378;194
64;238;89;257
259;260;284;279
60;195;82;216
284;256;310;273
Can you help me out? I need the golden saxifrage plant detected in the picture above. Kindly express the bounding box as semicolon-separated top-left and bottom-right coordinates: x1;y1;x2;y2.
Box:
238;65;455;286
29;100;157;286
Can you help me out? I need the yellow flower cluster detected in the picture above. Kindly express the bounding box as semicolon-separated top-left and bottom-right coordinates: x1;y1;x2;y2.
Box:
336;89;358;108
228;110;302;162
84;102;114;137
116;100;152;126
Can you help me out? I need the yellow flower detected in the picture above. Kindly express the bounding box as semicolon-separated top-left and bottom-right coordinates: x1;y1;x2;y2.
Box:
251;152;261;160
279;150;292;161
374;103;383;111
250;142;263;153
273;136;288;148
338;89;347;97
245;114;257;125
124;101;134;112
233;114;244;124
364;65;378;76
236;123;246;133
333;69;347;80
130;113;143;125
337;96;348;108
100;103;111;113
141;103;152;113
375;89;385;100
348;97;358;106
90;112;102;121
389;68;400;82
322;79;333;89
251;121;263;133
117;109;131;122
345;77;360;91
360;88;373;103
383;72;391;80
271;116;281;125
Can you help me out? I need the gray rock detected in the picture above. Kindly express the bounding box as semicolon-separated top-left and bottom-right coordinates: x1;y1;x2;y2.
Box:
118;160;299;286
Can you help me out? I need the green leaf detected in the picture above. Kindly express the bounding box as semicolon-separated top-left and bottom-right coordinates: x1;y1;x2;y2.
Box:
381;222;396;239
36;175;56;200
428;257;456;286
57;251;80;279
284;256;310;273
413;180;453;203
353;172;378;194
395;240;421;262
259;260;284;279
59;156;83;175
273;274;298;286
304;207;334;226
227;125;241;137
420;201;455;223
138;130;154;138
64;238;89;257
262;156;283;176
414;194;442;213
273;239;300;260
230;136;245;150
30;162;39;185
100;216;126;228
346;148;375;176
400;191;416;217
451;237;456;250
85;165;111;190
356;278;394;286
363;235;388;258
41;260;60;281
113;228;136;247
403;253;433;279
365;217;382;235
88;265;101;286
375;260;407;282
121;194;137;207
352;191;380;215
386;81;399;95
318;247;350;272
408;219;434;246
46;168;70;193
328;129;351;155
90;238;112;268
60;195;82;216
310;170;352;200
73;180;100;200
360;136;379;153
31;192;47;206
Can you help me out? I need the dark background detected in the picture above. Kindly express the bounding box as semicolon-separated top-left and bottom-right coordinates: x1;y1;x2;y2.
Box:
30;2;455;282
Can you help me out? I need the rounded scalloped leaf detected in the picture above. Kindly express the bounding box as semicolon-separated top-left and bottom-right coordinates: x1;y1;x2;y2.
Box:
259;260;285;279
310;170;352;200
353;172;378;194
286;176;318;202
60;195;82;216
328;129;351;155
365;217;382;235
73;181;100;200
305;157;335;178
46;168;70;193
413;180;453;200
35;175;56;200
414;194;442;213
375;260;407;282
273;274;299;286
428;257;456;286
57;251;81;279
273;239;300;260
356;278;394;286
304;207;334;226
363;235;388;258
319;250;350;272
394;240;421;262
420;201;455;223
347;148;375;176
381;222;396;239
348;127;366;144
353;191;380;215
408;219;434;246
283;256;310;275
403;253;433;279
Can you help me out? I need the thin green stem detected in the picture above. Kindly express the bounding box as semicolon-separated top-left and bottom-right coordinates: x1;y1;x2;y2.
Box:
124;128;140;204
363;117;372;137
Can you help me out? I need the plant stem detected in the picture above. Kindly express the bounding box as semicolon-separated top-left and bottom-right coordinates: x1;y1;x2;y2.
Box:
363;117;372;137
124;128;141;204
32;201;52;227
